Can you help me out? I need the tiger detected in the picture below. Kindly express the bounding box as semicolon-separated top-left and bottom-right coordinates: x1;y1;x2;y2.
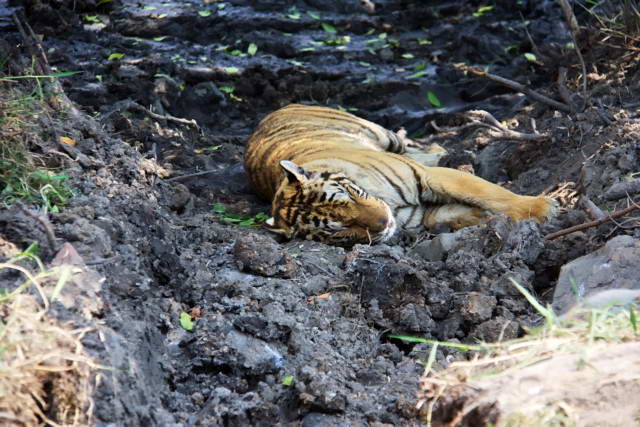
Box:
244;104;556;245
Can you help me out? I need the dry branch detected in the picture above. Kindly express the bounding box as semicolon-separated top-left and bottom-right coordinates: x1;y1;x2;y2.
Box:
544;199;640;240
454;64;573;114
432;109;549;141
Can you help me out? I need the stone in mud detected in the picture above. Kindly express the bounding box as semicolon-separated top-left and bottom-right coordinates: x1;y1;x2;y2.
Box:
411;232;459;262
457;292;497;324
470;317;520;342
233;233;297;278
552;235;640;314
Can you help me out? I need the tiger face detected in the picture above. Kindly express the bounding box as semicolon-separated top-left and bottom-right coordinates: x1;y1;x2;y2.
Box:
264;160;396;245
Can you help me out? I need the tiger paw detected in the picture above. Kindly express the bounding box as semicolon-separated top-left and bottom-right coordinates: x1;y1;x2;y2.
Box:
510;196;558;223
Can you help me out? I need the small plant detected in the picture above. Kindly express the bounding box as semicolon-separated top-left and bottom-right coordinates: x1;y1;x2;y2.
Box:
0;91;73;212
212;203;269;227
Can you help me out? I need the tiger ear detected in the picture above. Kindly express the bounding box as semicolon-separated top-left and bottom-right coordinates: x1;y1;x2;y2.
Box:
280;160;309;184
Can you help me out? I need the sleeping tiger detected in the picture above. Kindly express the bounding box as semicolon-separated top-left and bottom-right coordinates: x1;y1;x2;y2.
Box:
244;104;556;245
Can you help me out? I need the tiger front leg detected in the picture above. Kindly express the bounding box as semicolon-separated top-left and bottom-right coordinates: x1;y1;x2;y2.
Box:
419;167;557;224
422;204;489;230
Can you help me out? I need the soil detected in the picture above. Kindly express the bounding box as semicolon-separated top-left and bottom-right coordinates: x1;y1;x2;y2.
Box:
2;0;640;425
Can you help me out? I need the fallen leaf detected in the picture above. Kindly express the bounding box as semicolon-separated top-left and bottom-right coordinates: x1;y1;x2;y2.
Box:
59;136;77;146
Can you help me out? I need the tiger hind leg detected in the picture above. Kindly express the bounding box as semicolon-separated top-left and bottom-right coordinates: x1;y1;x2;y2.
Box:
420;167;557;223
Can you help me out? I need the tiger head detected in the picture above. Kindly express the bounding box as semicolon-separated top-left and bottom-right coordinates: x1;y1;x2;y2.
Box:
264;160;396;245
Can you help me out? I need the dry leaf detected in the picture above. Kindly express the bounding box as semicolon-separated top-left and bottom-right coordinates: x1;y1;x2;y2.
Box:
59;136;77;146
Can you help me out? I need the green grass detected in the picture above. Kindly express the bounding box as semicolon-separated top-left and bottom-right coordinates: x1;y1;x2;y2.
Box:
212;203;269;227
0;90;73;212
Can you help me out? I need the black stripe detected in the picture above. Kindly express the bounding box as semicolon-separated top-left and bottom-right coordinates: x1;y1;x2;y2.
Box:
290;208;301;225
406;161;425;202
407;205;419;226
367;162;409;205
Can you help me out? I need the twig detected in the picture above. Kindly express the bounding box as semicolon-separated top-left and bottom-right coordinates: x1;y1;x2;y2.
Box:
544;199;640;240
110;99;199;128
15;201;57;252
164;169;219;182
556;67;574;109
454;64;573;114
432;110;549;141
558;0;588;110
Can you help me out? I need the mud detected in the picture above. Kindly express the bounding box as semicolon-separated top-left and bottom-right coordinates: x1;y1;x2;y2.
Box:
2;0;640;425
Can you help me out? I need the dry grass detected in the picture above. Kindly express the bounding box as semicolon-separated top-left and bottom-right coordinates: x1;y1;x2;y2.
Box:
0;251;97;426
415;280;640;426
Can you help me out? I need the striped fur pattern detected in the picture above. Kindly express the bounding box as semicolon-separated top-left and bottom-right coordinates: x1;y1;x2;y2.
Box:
244;104;556;245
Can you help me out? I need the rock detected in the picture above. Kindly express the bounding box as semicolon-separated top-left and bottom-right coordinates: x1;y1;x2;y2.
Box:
470;317;519;342
169;183;192;211
226;330;285;374
552;236;640;314
457;292;497;324
411;232;460;262
233;233;297;278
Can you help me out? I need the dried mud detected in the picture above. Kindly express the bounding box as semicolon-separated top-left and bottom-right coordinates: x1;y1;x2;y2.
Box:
2;0;640;425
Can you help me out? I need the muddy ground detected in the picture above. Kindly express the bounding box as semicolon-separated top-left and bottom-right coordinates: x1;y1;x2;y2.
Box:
2;0;640;425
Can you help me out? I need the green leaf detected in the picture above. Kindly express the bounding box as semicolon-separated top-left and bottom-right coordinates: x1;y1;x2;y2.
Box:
229;49;243;56
321;22;337;34
198;10;212;17
523;52;537;62
418;38;431;45
288;60;305;67
407;70;428;79
401;53;414;59
224;67;240;74
287;12;301;19
96;0;113;5
473;5;494;17
107;53;125;60
308;11;320;19
219;86;235;93
414;62;426;71
427;91;441;107
84;15;101;23
212;203;226;213
299;47;316;52
143;5;157;10
153;36;169;42
253;212;269;222
217;3;226;9
247;43;258;56
630;307;638;333
180;312;194;331
21;242;40;257
282;375;294;386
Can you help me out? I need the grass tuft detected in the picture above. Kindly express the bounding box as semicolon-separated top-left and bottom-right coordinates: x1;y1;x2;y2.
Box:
413;278;640;425
0;249;98;425
0;82;73;212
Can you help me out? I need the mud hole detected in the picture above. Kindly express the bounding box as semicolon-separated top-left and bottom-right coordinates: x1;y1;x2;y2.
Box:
2;0;640;425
